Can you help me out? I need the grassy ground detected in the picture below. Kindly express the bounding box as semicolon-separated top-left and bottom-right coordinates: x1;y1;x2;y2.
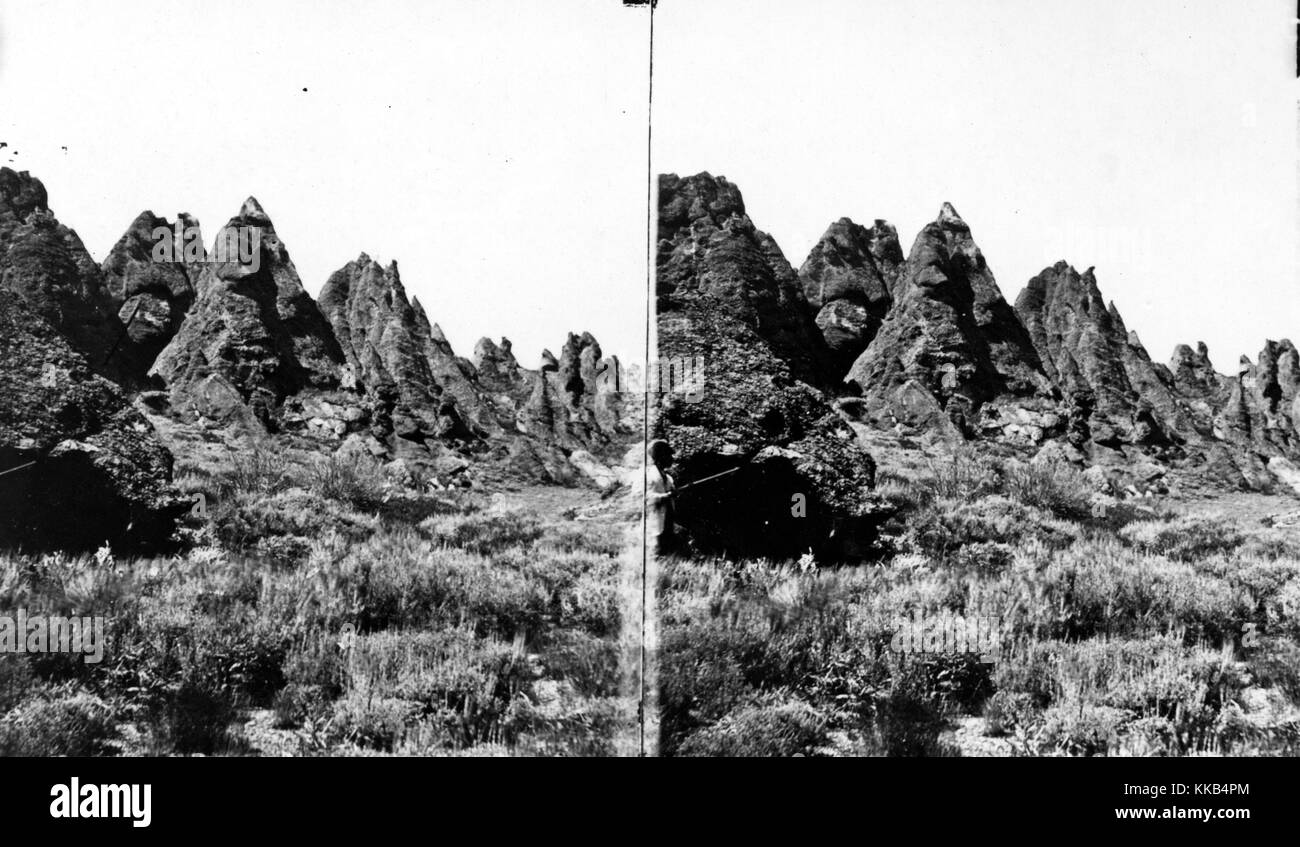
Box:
0;440;633;756
9;432;1298;757
658;452;1300;756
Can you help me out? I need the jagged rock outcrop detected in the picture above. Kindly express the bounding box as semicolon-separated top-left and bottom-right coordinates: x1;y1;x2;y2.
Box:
1170;342;1222;407
471;331;625;446
1213;340;1300;455
0;168;128;383
1015;262;1184;448
656;174;884;559
473;336;523;393
511;333;613;448
150;198;345;426
318;254;479;445
100;211;201;380
846;203;1055;437
409;295;490;432
657;173;831;386
0;289;182;551
798;217;902;374
553;331;623;434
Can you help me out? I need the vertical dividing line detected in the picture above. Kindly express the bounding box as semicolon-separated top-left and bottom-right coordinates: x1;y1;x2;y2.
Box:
639;0;655;758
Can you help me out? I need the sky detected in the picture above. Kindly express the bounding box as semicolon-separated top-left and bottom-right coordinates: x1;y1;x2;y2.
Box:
652;0;1300;369
0;0;651;365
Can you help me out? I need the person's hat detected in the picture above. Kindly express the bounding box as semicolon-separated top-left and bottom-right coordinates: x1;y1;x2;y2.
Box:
647;439;673;465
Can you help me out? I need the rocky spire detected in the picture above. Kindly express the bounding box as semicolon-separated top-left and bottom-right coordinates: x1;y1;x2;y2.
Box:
847;203;1052;430
657;172;831;385
1015;262;1184;447
150;197;344;425
0;167;126;383
318;254;444;436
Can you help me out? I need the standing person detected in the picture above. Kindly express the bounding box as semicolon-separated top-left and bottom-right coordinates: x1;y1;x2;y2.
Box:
646;439;676;556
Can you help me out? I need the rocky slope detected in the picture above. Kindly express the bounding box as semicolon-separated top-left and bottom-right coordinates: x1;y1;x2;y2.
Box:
0;166;641;555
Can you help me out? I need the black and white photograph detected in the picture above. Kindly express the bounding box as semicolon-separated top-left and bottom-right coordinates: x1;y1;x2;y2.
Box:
0;0;1295;830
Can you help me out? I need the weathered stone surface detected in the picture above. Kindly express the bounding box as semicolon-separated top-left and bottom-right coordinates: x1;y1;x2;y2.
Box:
409;295;490;433
0;289;182;551
150;198;345;425
0;168;127;383
1212;340;1300;456
1169;341;1224;430
798;217;901;374
657;173;831;386
847;204;1054;433
318;254;448;442
473;336;523;393
1016;262;1182;448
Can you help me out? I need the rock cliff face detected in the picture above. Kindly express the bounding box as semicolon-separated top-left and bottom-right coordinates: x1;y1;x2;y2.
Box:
1015;262;1183;449
656;174;884;559
150;198;346;426
798;217;901;374
318;254;475;445
845;203;1055;437
0;289;182;551
0;168;128;384
1213;340;1300;455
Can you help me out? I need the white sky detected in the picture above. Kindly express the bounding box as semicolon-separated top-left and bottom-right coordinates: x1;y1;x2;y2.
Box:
0;0;651;365
652;0;1300;369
